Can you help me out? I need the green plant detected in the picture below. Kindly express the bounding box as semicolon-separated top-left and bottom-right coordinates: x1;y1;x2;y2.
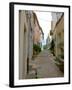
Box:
50;39;55;55
33;44;41;55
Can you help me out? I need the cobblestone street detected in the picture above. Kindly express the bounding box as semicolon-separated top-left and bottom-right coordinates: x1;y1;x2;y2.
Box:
29;49;64;79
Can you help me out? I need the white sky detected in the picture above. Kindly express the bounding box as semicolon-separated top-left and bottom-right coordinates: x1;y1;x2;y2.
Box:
34;11;52;45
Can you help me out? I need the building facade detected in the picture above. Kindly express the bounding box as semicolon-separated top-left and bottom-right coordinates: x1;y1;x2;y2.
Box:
19;10;34;79
19;11;44;79
33;12;44;47
51;12;64;58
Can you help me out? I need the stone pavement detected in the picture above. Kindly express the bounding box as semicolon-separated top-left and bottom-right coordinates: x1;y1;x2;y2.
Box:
35;50;64;78
27;49;64;79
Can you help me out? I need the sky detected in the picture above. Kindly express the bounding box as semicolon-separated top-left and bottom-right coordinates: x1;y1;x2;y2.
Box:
34;11;52;45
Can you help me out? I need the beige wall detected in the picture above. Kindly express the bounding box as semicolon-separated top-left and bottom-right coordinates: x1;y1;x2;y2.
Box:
19;11;34;79
51;12;63;30
33;12;43;46
33;20;42;45
19;11;28;79
53;15;64;57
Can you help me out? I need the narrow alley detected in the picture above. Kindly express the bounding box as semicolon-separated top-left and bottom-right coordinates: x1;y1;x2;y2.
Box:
19;10;64;80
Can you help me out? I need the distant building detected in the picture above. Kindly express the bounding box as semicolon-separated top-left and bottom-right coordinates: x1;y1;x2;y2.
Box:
46;34;51;49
